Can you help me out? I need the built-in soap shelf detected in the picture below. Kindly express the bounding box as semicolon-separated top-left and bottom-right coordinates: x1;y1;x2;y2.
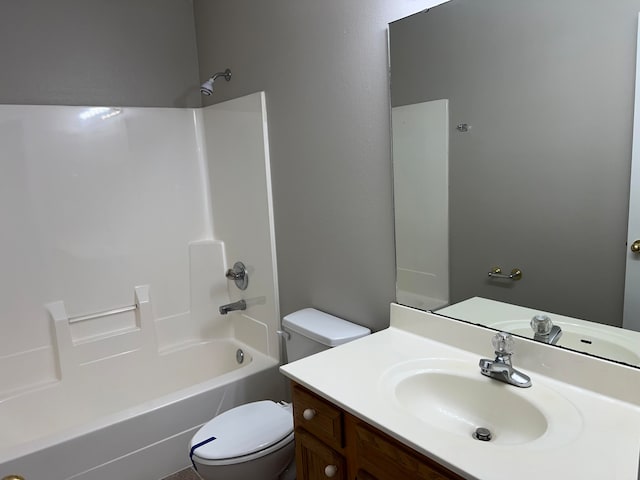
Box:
45;285;157;376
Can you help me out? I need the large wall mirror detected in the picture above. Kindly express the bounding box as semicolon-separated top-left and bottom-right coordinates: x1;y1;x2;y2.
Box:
390;0;640;367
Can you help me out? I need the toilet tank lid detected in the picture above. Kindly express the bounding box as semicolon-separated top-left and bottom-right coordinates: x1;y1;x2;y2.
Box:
282;308;371;346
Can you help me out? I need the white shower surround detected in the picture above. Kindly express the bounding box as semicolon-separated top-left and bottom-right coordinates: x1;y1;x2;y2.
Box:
0;93;282;479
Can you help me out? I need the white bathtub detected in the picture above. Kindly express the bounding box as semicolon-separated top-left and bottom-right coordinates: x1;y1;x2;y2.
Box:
0;339;284;480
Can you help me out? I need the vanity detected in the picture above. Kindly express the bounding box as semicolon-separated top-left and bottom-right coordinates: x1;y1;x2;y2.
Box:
280;304;640;480
292;382;463;480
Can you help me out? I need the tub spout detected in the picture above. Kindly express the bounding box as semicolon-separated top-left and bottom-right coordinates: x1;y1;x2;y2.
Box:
219;299;247;315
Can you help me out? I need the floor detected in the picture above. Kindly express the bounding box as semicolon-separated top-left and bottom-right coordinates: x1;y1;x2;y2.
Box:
161;467;201;480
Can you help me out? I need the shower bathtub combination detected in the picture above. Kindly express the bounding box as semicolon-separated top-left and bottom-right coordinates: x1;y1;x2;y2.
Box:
0;94;281;480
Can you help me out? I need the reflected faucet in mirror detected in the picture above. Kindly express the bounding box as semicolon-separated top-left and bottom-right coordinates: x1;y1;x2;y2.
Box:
530;314;562;345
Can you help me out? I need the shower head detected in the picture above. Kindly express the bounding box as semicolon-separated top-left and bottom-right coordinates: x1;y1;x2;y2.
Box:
200;79;214;96
200;68;232;95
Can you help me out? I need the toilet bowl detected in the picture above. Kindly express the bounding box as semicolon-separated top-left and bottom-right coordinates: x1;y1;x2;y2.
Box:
190;401;295;480
189;308;370;480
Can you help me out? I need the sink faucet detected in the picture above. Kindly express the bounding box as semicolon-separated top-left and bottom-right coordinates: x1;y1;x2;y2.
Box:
479;332;531;388
219;299;247;315
530;314;562;345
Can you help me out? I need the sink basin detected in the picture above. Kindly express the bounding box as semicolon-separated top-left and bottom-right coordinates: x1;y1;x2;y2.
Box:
381;359;583;447
395;371;546;444
488;319;640;366
436;297;640;366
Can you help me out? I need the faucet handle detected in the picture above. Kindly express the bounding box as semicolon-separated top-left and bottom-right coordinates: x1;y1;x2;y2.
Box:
492;332;515;355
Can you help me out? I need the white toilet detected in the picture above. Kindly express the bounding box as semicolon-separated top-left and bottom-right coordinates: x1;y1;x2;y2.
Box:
189;308;371;480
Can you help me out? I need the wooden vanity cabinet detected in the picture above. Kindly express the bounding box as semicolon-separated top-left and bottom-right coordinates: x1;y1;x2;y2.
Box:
293;384;347;480
295;428;347;480
291;383;465;480
350;419;465;480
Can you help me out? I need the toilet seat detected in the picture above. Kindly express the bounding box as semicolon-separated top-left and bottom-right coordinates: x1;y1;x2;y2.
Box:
192;431;294;466
190;400;294;466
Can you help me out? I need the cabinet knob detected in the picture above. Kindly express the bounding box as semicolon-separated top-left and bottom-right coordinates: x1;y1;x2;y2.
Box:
324;465;338;477
303;408;316;420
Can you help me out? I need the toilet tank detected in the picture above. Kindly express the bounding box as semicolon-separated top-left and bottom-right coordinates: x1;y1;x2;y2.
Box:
282;308;371;363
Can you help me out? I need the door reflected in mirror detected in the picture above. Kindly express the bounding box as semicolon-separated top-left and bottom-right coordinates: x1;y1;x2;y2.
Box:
389;0;640;367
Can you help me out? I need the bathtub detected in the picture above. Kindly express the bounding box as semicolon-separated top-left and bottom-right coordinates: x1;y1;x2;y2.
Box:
0;339;284;480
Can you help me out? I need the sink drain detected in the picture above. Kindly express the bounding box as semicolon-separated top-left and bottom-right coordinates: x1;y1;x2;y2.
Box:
472;427;492;442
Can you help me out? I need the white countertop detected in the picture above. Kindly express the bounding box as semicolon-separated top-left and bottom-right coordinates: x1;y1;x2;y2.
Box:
280;305;640;480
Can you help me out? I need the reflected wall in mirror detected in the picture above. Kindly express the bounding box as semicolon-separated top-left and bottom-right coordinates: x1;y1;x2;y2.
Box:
390;0;640;367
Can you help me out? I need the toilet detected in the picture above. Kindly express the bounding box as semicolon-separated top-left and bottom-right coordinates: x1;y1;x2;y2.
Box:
189;308;371;480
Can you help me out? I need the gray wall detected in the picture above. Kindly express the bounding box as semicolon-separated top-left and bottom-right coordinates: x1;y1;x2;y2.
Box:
0;0;201;107
194;0;437;331
390;0;640;326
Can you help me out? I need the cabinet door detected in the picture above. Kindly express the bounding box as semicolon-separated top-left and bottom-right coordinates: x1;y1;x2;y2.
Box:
295;428;346;480
293;384;344;450
355;469;378;480
353;421;464;480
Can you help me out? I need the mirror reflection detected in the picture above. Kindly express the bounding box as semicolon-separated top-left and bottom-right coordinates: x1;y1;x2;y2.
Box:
389;0;640;366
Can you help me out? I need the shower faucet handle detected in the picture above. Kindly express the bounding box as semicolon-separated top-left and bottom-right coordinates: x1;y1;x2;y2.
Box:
225;266;245;280
225;261;248;290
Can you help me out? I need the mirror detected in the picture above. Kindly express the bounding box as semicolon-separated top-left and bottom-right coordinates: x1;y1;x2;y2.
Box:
389;0;640;366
